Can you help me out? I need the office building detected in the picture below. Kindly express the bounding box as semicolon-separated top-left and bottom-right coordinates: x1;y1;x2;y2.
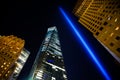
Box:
29;26;67;80
73;0;120;63
0;35;25;79
9;48;30;80
73;0;92;18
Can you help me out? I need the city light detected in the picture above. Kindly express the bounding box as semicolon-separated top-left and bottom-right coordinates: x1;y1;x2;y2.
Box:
59;7;111;80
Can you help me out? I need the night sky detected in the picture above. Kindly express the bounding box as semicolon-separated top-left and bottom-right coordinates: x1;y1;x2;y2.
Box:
1;0;77;55
1;0;120;80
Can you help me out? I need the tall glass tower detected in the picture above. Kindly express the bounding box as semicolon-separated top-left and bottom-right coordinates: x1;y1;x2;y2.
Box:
29;26;67;80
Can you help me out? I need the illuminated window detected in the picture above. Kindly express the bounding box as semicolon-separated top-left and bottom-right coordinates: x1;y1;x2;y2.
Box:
8;71;10;73
7;65;9;67
115;27;119;30
16;47;20;50
63;74;67;79
4;62;6;65
1;65;3;68
58;56;61;59
107;16;112;20
13;51;17;54
51;77;56;80
110;33;114;37
10;47;13;49
5;74;8;76
115;18;117;22
4;67;7;70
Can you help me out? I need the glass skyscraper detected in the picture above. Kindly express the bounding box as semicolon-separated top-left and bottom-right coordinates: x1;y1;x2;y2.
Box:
29;26;67;80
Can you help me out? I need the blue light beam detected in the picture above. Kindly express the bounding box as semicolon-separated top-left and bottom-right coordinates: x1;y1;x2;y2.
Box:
59;7;111;80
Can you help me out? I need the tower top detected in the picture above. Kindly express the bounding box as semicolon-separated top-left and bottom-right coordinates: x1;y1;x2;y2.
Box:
48;26;57;32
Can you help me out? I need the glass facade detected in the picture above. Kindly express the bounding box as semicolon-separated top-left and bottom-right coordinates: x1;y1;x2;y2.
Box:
31;26;67;80
9;48;30;80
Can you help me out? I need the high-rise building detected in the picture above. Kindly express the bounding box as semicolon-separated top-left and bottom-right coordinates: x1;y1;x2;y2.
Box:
73;0;92;18
9;48;30;80
73;0;120;63
28;26;67;80
0;35;25;79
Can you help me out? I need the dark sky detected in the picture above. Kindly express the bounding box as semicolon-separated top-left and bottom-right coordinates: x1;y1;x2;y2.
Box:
1;0;120;80
1;0;77;53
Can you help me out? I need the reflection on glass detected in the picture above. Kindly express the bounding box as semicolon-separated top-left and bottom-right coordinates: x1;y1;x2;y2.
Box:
32;27;68;80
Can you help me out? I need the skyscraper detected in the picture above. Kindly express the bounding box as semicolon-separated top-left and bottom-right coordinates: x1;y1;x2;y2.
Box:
0;35;25;79
73;0;120;63
28;26;67;80
9;48;30;80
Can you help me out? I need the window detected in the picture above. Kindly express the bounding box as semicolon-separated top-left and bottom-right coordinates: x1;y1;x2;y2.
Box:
103;22;108;25
108;16;112;20
104;38;107;41
7;71;10;73
117;5;120;8
115;36;120;40
115;27;119;30
110;43;114;47
112;10;117;14
103;10;105;12
110;33;114;37
1;65;3;68
115;18;118;22
109;24;113;27
7;65;9;67
96;32;99;36
4;67;7;70
100;18;102;20
109;6;112;9
99;27;103;31
5;74;8;77
116;48;120;53
4;62;6;65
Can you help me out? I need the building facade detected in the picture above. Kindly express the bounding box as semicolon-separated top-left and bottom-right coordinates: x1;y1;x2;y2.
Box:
29;26;67;80
0;35;25;79
9;48;30;80
73;0;120;63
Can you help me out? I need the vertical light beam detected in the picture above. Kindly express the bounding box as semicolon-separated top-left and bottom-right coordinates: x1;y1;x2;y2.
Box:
59;7;111;80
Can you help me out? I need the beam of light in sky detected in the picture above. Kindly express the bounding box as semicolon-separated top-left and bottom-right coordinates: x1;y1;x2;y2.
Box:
59;7;111;80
